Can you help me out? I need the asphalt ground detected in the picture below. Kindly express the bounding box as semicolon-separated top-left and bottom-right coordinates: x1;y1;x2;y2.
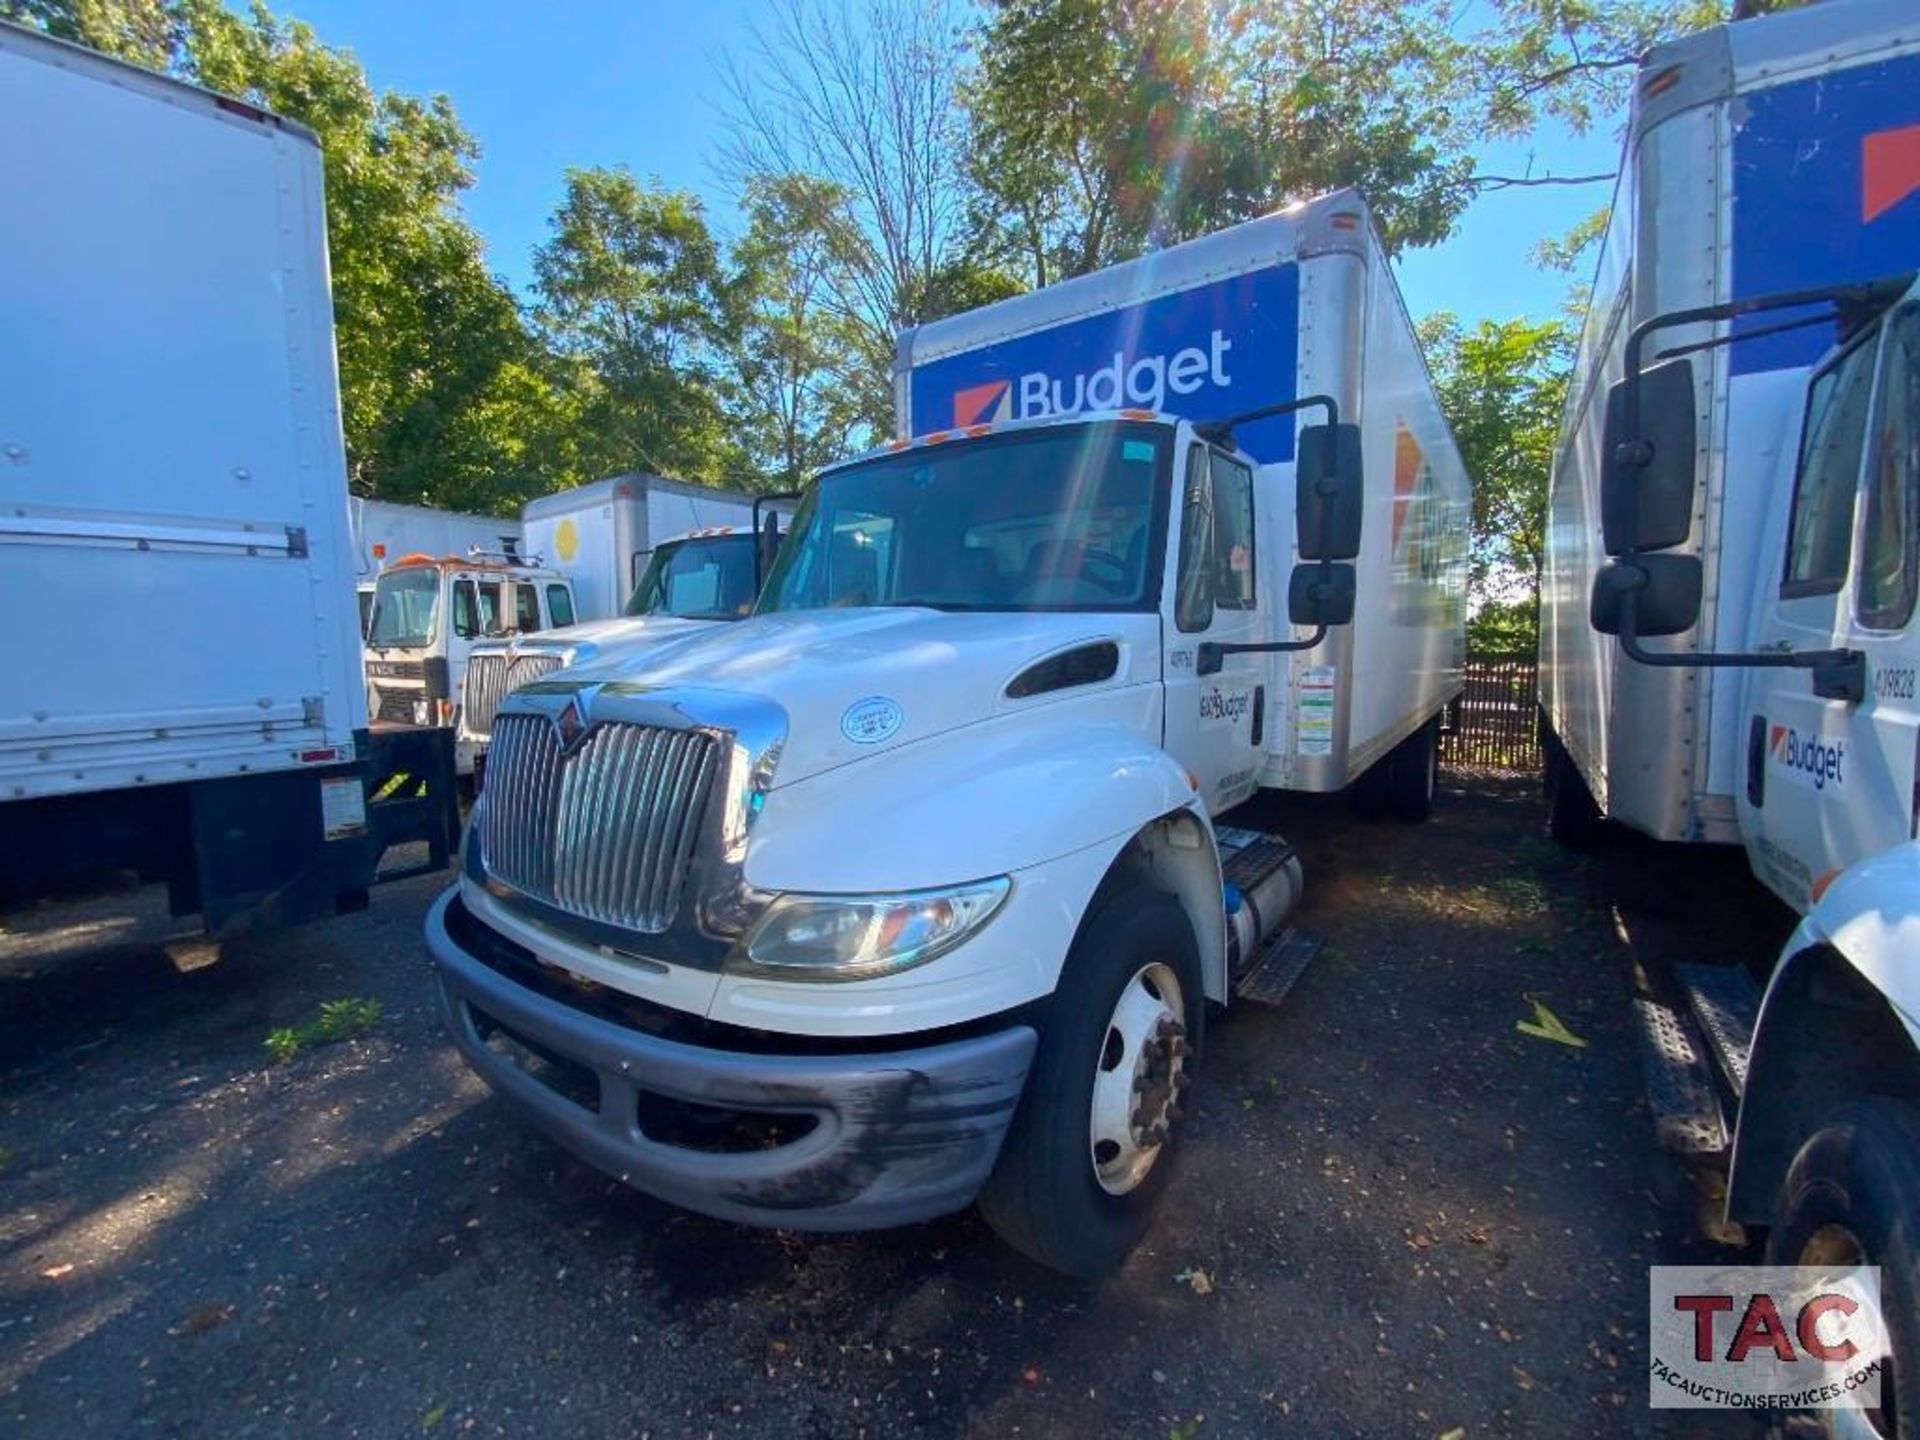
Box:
0;775;1788;1438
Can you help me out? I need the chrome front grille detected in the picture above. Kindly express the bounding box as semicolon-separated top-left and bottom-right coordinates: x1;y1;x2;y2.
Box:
374;685;416;724
464;652;566;741
463;654;508;736
481;712;720;933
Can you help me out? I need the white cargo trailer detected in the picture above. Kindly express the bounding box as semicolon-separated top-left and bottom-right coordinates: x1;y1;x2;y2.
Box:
1542;0;1920;1404
521;474;764;624
0;21;457;936
425;190;1468;1276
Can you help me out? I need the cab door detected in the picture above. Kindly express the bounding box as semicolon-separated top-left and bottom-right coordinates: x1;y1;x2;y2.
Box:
1740;306;1920;909
1163;441;1266;815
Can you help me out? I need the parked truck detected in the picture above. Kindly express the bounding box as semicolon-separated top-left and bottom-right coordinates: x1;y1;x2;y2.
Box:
0;22;457;938
1539;0;1919;1400
521;474;767;625
425;190;1468;1275
363;550;577;749
349;497;520;635
457;502;792;779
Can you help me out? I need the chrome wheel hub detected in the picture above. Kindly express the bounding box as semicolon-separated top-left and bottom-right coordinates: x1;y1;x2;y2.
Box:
1089;961;1190;1196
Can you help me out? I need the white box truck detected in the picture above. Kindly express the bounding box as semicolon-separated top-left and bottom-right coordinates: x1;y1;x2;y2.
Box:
520;474;767;625
349;497;520;634
0;22;458;937
424;190;1468;1275
1540;0;1920;1394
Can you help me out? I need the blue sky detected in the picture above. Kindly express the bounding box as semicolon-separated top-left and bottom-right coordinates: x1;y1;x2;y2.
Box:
280;0;1624;328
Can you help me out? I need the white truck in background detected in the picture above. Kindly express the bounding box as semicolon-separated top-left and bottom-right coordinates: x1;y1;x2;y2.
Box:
425;190;1469;1275
0;22;457;938
521;474;766;625
1539;0;1919;1394
348;497;519;635
370;475;768;774
457;504;793;781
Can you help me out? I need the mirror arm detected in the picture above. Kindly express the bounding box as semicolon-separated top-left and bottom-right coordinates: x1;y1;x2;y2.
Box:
1193;393;1339;448
752;488;803;588
1197;628;1328;675
1616;590;1867;702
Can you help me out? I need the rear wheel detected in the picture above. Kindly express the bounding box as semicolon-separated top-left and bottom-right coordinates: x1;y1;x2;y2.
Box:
979;887;1201;1278
1388;717;1439;823
1543;729;1602;849
1763;1099;1918;1439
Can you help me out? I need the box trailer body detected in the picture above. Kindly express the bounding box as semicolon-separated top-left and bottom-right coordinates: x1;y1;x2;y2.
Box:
0;22;455;934
520;475;762;624
1541;0;1920;844
424;190;1472;1274
895;188;1469;800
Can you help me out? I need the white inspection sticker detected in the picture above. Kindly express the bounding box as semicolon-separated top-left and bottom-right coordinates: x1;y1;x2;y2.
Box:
320;776;368;841
1296;664;1337;756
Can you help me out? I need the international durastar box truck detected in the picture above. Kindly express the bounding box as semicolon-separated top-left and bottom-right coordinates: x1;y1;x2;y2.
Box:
1541;0;1920;1407
0;22;457;939
425;189;1468;1275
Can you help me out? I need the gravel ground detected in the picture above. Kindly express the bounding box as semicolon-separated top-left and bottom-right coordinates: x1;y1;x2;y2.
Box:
0;777;1785;1438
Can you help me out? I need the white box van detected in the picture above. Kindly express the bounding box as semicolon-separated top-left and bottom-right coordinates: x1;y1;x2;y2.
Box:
425;190;1469;1275
0;22;456;936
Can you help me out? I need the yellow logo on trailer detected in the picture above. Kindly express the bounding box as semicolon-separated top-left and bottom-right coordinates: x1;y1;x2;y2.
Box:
554;518;579;563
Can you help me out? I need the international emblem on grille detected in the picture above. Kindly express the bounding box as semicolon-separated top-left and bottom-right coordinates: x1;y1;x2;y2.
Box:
553;697;586;751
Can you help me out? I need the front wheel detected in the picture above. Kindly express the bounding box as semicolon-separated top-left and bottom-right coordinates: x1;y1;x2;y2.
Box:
979;886;1202;1278
1763;1099;1918;1438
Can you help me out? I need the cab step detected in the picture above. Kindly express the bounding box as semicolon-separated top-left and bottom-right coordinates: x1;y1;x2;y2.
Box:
1220;836;1299;892
1674;962;1760;1101
1234;925;1323;1008
1632;998;1729;1156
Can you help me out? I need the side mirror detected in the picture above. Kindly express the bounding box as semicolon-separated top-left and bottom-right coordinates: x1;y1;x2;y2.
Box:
757;510;782;585
1296;422;1363;560
1289;562;1357;628
1602;357;1697;555
1590;554;1702;637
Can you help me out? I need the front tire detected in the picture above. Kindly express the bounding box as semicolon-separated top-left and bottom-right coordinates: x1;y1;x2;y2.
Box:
979;886;1202;1278
1763;1099;1919;1438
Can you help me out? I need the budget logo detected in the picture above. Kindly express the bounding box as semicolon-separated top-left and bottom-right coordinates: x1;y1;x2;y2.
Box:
1770;724;1846;791
952;380;1012;427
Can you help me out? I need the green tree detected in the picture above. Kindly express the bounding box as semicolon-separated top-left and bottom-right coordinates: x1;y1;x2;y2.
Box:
727;174;870;489
532;167;741;485
1418;313;1574;654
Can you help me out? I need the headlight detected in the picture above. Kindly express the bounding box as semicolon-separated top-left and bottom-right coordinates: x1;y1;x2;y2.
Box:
730;878;1011;982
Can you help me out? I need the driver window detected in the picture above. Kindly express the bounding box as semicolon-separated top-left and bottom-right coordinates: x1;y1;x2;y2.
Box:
1785;334;1876;596
452;580;477;639
1860;308;1920;631
1176;448;1215;632
1210;451;1256;609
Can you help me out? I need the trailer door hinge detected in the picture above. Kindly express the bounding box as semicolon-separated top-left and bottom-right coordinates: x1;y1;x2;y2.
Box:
302;696;326;727
286;525;309;557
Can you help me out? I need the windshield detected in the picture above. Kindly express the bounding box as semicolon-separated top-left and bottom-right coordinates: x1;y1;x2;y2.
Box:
625;534;760;619
368;567;440;649
760;421;1170;614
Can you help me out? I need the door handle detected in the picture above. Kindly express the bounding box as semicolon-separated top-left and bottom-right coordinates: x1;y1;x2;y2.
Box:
1251;685;1265;748
1747;714;1767;809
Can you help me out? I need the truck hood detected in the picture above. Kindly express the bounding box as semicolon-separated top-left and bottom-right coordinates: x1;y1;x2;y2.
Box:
554;607;1161;789
487;615;716;664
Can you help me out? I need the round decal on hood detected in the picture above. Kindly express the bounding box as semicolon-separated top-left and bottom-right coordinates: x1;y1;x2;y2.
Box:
841;695;904;745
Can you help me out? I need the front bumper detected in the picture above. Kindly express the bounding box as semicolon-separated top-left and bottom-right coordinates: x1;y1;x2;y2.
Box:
426;888;1037;1231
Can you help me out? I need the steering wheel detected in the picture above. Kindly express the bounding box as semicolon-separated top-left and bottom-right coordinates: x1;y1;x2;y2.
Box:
1078;548;1131;594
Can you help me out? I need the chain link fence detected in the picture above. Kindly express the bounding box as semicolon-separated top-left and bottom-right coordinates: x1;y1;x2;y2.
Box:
1440;654;1541;779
